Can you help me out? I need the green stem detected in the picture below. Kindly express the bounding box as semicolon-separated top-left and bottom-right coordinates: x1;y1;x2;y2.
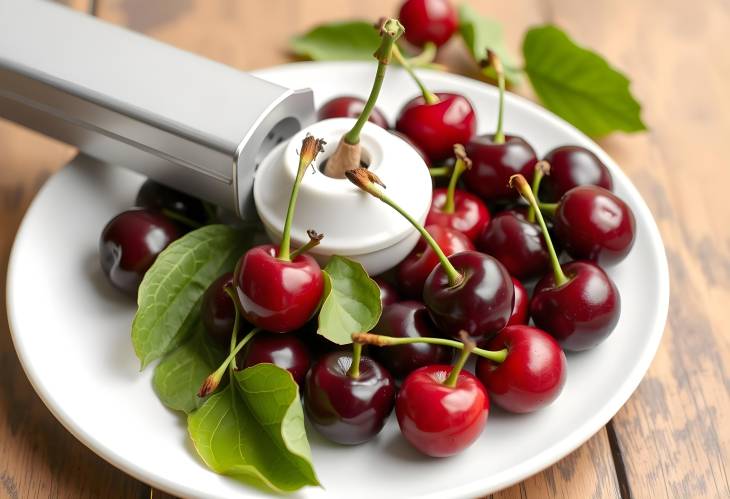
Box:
198;327;260;397
289;230;323;260
444;342;473;388
487;50;506;145
527;166;546;223
429;165;453;177
353;333;508;363
404;41;438;67
539;202;558;216
393;45;439;105
161;209;202;230
443;146;469;214
223;285;240;370
347;342;363;378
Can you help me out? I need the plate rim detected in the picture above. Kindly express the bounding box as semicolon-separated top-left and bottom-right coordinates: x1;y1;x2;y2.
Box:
6;61;670;498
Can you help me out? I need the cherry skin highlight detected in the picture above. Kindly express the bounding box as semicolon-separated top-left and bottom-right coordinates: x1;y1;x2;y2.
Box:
398;0;458;48
541;146;613;202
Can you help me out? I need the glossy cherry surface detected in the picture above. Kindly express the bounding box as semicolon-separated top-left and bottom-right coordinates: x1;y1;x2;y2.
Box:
201;272;236;345
317;96;389;129
395;92;476;164
397;225;474;298
476;210;549;280
463;135;537;201
476;325;566;413
99;209;180;295
372;301;453;378
304;350;395;445
241;333;311;387
508;277;529;327
396;365;489;457
531;261;620;351
541;146;613;202
135;179;208;227
234;244;324;333
554;186;636;264
398;0;458;48
426;187;490;241
423;250;514;340
374;277;400;308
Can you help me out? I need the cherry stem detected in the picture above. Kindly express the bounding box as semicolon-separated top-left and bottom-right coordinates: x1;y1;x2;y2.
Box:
161;209;203;230
345;168;463;286
289;229;324;260
352;332;508;363
392;44;439;105
444;332;476;388
429;165;453;177
527;161;549;223
405;41;438;67
342;19;403;145
223;285;240;370
485;50;506;144
510;174;569;286
198;327;260;397
443;144;471;214
347;342;363;379
278;135;325;261
539;202;558;216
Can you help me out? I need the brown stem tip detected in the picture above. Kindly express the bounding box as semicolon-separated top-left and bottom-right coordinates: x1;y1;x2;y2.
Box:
306;229;324;242
345;167;386;190
458;330;476;353
483;49;503;75
453;144;472;170
509;173;531;194
535;160;551;176
352;332;391;346
197;374;218;398
299;134;327;167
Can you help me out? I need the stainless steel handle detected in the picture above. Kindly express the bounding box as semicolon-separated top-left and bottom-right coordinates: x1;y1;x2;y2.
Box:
0;0;315;217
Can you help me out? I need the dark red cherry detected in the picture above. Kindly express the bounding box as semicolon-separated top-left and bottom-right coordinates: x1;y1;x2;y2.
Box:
423;251;514;341
508;277;529;327
234;245;324;333
398;0;458;48
201;272;237;345
396;365;489;457
395;92;476;164
317;96;389;129
374;277;400;308
476;210;549;280
397;225;474;298
553;186;636;265
531;261;620;351
241;333;311;387
541;146;613;202
463;135;538;202
99;209;180;295
372;301;453;378
135;179;209;228
426;187;490;241
476;325;566;413
304;350;395;445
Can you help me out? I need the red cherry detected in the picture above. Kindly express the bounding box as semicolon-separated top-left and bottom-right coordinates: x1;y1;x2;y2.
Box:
463;135;537;201
396;365;489;457
234;245;323;333
553;185;636;265
395;92;476;164
508;277;529;327
397;225;474;298
241;333;311;387
398;0;458;48
476;325;566;413
541;146;613;202
426;187;490;241
317;96;389;129
201;272;237;345
374;277;400;308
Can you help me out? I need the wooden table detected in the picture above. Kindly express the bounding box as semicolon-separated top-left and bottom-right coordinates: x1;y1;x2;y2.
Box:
1;1;728;497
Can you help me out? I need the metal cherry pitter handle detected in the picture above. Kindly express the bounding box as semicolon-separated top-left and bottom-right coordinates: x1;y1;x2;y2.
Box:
0;1;432;274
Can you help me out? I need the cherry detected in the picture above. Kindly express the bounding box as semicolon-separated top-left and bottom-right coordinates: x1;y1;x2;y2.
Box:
201;272;237;345
372;301;453;378
476;325;566;413
540;146;613;202
347;168;513;341
99;208;180;295
425;145;490;241
398;0;458;48
240;333;311;387
304;347;395;445
317;96;389;129
507;277;529;327
396;224;474;298
549;185;636;265
135;179;209;228
374;277;400;307
512;174;621;351
234;136;326;333
463;51;537;202
395;337;489;457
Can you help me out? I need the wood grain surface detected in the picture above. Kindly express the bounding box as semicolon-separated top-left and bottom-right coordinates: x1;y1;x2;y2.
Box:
1;0;728;498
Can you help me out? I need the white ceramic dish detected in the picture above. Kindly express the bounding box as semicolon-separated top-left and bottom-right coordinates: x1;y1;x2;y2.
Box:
6;62;669;499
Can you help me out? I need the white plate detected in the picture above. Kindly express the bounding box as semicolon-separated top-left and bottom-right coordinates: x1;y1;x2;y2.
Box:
7;62;669;498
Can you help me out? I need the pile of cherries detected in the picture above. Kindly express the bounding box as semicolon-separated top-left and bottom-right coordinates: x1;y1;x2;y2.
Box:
99;1;637;459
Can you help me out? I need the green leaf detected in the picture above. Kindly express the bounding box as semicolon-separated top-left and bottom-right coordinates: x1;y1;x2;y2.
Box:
522;25;646;137
318;256;381;345
458;4;521;84
188;364;319;493
132;225;253;369
290;21;380;61
152;316;226;413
